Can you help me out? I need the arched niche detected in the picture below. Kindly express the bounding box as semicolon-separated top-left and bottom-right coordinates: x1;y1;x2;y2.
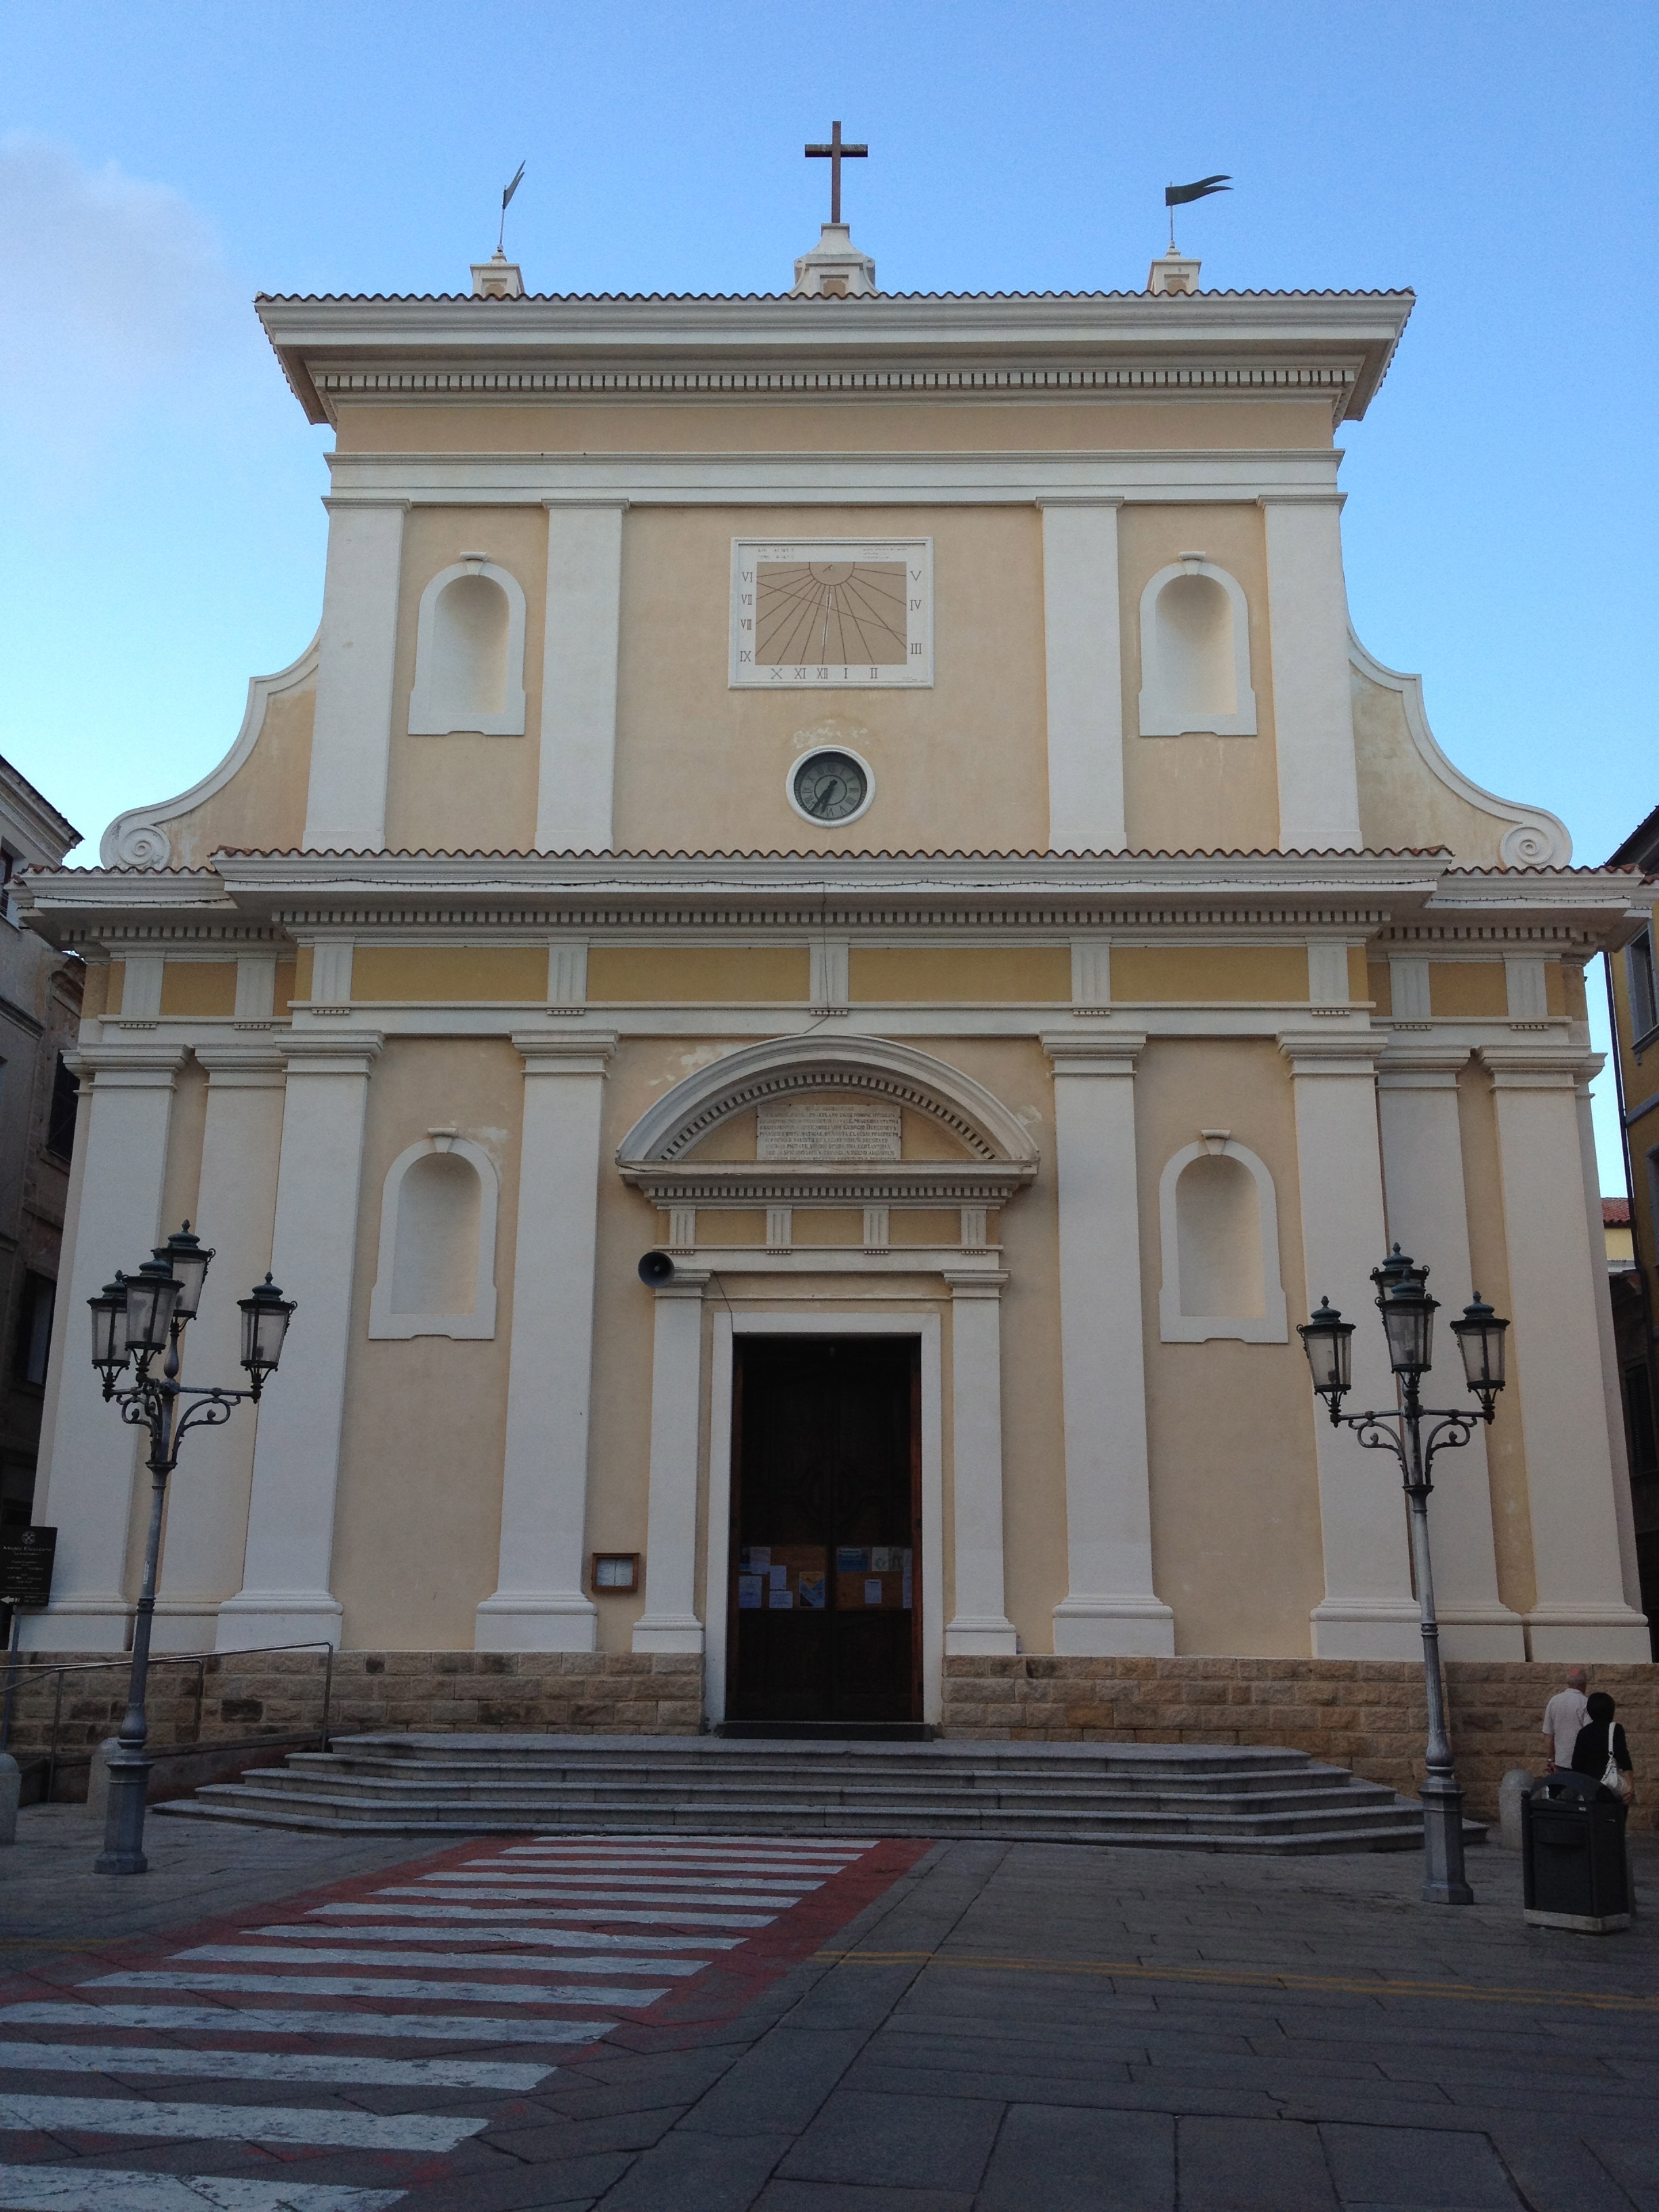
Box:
1158;1136;1288;1343
408;556;528;737
1136;557;1258;738
369;1133;499;1339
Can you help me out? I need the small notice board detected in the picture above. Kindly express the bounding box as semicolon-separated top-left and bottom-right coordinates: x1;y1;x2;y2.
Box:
0;1526;56;1610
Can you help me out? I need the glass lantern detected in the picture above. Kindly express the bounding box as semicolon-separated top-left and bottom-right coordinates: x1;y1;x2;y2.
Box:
1371;1248;1437;1376
1298;1297;1354;1407
88;1273;130;1389
1450;1292;1509;1416
159;1223;214;1322
238;1274;295;1394
122;1256;181;1357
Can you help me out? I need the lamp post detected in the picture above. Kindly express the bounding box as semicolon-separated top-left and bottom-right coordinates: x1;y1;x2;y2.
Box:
1298;1247;1509;1907
87;1223;295;1875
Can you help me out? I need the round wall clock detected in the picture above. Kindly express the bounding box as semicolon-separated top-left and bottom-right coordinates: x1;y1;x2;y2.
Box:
789;748;873;825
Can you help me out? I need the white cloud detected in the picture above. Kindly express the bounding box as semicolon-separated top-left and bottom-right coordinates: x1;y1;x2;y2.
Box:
0;134;260;456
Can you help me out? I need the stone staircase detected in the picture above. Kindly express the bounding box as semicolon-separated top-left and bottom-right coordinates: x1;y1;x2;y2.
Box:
152;1734;1475;1855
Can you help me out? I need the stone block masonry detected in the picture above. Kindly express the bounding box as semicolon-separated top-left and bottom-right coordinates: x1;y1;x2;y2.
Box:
3;1649;1652;1826
941;1656;1659;1832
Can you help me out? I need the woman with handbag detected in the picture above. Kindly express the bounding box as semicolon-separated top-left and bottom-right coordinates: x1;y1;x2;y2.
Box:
1571;1690;1634;1803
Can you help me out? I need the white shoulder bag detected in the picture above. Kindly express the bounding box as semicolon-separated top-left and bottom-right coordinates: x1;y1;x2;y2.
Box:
1600;1723;1625;1797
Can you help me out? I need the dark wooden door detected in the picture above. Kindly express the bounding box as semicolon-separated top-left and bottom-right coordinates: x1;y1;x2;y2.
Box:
729;1335;921;1724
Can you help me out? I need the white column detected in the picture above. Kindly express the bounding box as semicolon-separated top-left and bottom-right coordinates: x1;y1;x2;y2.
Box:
1281;1034;1419;1657
1043;1033;1175;1656
216;1031;382;1650
537;500;626;853
1259;493;1361;853
945;1274;1017;1654
23;1044;186;1652
152;1042;287;1653
1376;1046;1524;1657
1479;1046;1650;1658
303;499;407;853
633;1274;708;1653
476;1032;616;1651
1040;498;1126;854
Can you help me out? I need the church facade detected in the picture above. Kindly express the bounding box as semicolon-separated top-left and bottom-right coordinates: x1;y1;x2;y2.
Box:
21;225;1652;1725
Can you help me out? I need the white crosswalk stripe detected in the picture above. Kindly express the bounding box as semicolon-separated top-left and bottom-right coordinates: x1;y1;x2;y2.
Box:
178;1943;684;1979
0;2092;486;2152
373;1888;775;1925
246;1927;710;1966
1;1831;878;2211
0;2043;551;2091
88;1971;668;2005
304;1904;738;1946
1;2005;611;2045
0;2170;405;2210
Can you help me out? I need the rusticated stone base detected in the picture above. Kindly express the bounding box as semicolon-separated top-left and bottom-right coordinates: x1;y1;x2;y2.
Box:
941;1657;1659;1831
1;1650;704;1798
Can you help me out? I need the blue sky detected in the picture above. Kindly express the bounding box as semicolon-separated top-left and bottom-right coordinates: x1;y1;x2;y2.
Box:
1;0;1653;1186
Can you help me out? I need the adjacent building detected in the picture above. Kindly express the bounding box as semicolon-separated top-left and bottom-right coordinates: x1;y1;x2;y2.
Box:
1604;804;1659;1653
16;213;1653;1719
0;758;83;1531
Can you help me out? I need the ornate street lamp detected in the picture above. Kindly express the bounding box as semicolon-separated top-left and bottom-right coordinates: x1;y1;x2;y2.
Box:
87;1226;295;1877
1298;1245;1508;1908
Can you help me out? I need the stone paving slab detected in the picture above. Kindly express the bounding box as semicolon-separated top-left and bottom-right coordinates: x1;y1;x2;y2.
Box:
2;1804;1658;2207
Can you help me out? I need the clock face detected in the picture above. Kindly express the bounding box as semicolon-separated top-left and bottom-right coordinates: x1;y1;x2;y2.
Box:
792;750;869;823
732;538;933;688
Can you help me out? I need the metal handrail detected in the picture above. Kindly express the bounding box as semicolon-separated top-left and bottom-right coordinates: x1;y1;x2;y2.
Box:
0;1639;336;1801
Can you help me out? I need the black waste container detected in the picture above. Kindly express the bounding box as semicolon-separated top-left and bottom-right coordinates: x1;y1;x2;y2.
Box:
1521;1771;1631;1933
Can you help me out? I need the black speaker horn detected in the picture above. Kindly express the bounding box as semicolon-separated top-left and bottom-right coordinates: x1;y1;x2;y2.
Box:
638;1250;676;1286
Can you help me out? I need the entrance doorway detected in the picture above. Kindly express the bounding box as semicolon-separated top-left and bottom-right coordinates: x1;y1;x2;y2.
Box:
727;1334;921;1727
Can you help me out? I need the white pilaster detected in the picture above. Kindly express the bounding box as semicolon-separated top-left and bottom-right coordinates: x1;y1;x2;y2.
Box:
1040;499;1125;853
23;1044;187;1652
1259;494;1361;853
944;1273;1017;1654
633;1275;708;1652
537;501;626;854
304;500;407;853
1376;1046;1525;1658
152;1043;288;1653
216;1031;383;1650
1043;1033;1175;1656
476;1032;616;1652
1281;1034;1419;1657
1479;1046;1650;1658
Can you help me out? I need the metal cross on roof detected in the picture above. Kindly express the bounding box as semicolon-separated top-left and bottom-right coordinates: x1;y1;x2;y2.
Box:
804;120;868;226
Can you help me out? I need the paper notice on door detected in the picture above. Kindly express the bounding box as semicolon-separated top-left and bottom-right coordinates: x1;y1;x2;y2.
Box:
738;1574;762;1609
769;1563;789;1591
769;1586;794;1609
863;1578;884;1605
798;1572;825;1608
744;1547;771;1571
902;1568;913;1607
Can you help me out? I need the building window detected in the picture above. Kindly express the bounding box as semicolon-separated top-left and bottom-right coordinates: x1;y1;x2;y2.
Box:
13;1273;55;1389
45;1056;78;1160
1629;930;1658;1042
1626;1361;1658;1478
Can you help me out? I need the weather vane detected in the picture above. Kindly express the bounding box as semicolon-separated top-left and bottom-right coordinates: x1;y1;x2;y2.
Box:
498;160;526;255
805;121;867;225
1164;172;1230;253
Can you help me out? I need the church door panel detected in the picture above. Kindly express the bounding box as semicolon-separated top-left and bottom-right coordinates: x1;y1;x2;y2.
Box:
729;1335;921;1725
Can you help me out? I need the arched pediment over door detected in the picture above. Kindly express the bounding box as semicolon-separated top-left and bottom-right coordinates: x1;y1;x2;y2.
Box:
615;1036;1038;1261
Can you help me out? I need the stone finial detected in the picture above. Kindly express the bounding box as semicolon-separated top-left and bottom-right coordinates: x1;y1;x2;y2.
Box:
1148;248;1202;296
471;251;525;299
792;222;878;298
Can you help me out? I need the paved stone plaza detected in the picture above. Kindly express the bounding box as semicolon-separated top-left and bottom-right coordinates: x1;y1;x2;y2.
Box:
0;1807;1654;2210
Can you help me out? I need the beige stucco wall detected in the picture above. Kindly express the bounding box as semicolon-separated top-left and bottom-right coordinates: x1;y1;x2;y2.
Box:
1134;1038;1327;1654
1117;504;1281;854
612;505;1048;855
332;396;1338;458
329;1036;523;1649
148;682;316;867
1352;666;1514;863
385;506;547;854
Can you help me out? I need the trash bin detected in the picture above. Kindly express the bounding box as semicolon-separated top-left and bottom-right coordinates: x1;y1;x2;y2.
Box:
1521;1771;1631;1933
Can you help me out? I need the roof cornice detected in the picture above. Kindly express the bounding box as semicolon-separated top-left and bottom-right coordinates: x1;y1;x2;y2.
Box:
254;289;1414;428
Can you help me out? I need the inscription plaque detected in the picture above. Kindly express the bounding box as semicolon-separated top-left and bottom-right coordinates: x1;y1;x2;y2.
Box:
756;1099;901;1162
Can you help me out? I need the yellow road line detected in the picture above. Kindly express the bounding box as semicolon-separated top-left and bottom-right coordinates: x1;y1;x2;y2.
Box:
808;1950;1659;2013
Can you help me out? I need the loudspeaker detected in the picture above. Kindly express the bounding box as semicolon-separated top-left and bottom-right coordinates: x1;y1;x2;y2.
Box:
637;1250;676;1286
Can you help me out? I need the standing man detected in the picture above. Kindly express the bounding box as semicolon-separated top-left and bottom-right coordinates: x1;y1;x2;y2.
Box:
1541;1666;1589;1773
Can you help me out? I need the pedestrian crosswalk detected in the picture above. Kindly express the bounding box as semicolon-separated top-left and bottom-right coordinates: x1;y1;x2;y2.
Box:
0;1832;878;2211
